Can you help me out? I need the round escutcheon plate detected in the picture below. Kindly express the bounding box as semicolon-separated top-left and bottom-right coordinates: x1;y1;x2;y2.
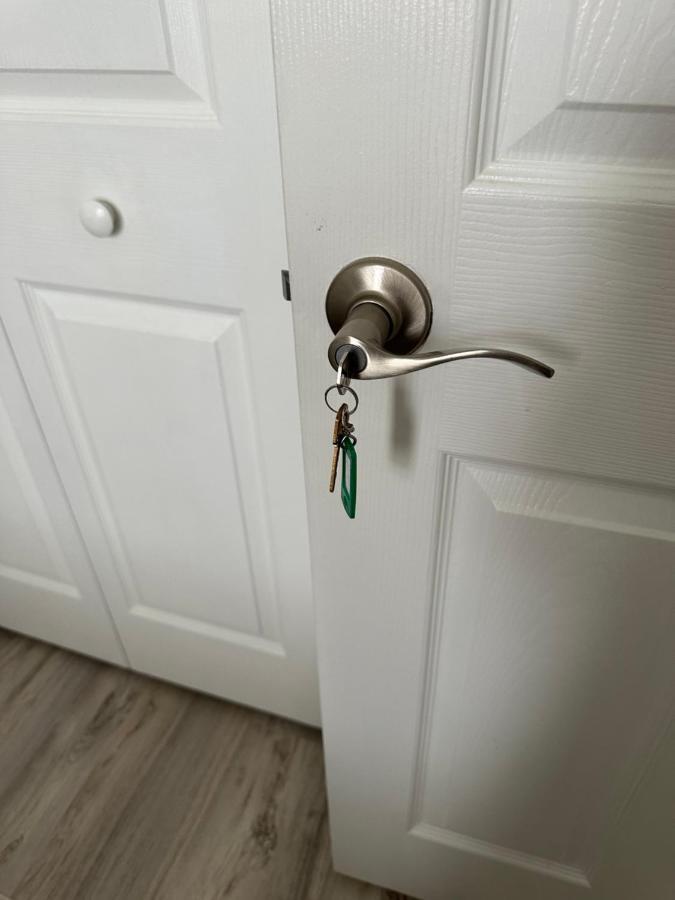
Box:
325;257;432;356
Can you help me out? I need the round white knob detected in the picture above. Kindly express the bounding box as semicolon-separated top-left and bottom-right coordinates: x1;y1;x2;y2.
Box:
79;199;118;237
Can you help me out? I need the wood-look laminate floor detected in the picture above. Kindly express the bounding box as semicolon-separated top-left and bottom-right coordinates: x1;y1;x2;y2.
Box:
0;630;406;900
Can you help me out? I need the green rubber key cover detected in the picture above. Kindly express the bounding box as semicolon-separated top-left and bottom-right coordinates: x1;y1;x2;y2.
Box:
340;436;357;519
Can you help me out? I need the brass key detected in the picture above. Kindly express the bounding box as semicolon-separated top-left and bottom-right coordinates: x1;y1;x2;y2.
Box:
329;403;347;492
329;403;354;492
329;446;340;493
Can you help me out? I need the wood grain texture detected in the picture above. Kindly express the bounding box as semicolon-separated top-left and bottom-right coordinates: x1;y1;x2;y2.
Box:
443;196;675;487
475;0;675;201
415;457;674;877
0;630;407;900
567;0;675;105
0;0;214;123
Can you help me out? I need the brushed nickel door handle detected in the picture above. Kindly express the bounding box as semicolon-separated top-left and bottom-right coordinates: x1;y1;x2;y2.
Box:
326;258;554;380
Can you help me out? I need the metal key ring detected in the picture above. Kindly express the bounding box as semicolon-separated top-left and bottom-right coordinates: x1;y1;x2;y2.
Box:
324;385;359;415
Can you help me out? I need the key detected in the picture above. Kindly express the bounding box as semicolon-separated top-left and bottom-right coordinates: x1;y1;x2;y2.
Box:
329;403;348;493
329;444;341;493
329;403;355;492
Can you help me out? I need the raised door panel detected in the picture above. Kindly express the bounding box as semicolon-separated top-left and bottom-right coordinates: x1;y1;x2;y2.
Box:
412;459;674;891
566;0;674;106
16;280;317;720
24;283;280;648
0;323;124;663
473;0;675;201
0;0;215;122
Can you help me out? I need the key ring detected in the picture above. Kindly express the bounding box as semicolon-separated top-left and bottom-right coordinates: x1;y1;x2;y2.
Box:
324;384;359;415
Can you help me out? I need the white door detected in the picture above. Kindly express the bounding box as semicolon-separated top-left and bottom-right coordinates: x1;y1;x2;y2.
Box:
0;1;318;724
272;0;675;896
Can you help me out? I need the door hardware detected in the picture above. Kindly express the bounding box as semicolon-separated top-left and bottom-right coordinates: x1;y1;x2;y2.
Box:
326;258;554;380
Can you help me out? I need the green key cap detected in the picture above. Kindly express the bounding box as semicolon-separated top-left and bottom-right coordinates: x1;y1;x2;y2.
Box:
340;435;357;518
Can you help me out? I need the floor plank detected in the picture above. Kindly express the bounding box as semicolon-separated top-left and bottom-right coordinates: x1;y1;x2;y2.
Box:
0;630;408;900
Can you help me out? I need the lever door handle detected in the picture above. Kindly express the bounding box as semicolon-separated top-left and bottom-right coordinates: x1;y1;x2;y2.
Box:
326;258;554;381
335;334;554;380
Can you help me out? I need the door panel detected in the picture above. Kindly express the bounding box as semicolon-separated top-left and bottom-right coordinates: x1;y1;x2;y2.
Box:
1;0;318;723
4;0;168;71
25;284;280;643
0;0;214;122
414;459;673;886
475;0;675;198
272;0;675;895
0;324;124;664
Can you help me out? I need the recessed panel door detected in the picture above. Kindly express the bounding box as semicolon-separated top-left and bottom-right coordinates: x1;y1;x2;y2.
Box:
0;0;318;724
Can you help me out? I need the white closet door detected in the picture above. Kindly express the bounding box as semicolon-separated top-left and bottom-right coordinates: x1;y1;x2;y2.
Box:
0;0;318;724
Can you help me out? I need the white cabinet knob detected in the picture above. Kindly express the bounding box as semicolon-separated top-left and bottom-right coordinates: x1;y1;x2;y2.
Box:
79;199;119;237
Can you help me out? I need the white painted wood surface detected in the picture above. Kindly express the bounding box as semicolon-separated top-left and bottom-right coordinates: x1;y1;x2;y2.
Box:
0;324;125;664
0;0;318;724
272;0;675;895
0;0;214;123
475;0;675;200
3;0;168;71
